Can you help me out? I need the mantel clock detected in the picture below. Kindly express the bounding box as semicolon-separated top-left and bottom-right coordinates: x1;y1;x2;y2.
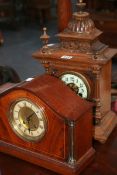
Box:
0;74;95;175
32;0;117;143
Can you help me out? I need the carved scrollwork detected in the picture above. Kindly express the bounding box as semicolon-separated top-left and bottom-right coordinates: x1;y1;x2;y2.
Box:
61;40;91;53
40;61;50;74
92;97;102;125
91;65;102;79
91;65;102;123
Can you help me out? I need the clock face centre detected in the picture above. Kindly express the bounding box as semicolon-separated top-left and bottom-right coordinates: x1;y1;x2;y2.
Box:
9;99;47;142
60;72;90;99
19;107;39;131
67;83;83;97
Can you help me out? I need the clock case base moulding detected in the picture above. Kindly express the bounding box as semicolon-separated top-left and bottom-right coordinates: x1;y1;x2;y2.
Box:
0;140;95;175
94;111;117;143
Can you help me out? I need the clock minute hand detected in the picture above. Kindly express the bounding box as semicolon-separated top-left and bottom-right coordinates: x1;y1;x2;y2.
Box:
23;112;34;125
27;112;35;122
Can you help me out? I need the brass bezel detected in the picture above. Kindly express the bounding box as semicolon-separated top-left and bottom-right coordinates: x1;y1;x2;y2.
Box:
59;71;91;99
8;98;47;142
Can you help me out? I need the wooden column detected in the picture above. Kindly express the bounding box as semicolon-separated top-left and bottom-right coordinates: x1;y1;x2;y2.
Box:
57;0;72;32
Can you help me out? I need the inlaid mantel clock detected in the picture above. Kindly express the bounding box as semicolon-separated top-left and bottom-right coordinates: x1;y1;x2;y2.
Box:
0;74;95;175
32;0;117;143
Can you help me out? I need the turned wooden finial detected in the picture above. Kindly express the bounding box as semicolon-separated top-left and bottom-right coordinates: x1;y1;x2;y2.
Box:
40;27;50;45
77;0;86;13
40;27;50;53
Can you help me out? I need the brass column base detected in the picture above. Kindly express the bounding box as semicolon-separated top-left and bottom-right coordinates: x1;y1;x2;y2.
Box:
94;111;117;143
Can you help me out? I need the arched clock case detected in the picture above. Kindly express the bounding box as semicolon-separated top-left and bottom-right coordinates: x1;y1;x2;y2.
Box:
0;74;95;175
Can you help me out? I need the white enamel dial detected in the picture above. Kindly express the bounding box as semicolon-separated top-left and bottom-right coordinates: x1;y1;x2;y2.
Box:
60;72;90;99
9;99;47;142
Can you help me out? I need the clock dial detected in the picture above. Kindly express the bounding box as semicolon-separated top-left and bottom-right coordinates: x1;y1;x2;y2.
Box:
9;99;47;142
60;72;90;99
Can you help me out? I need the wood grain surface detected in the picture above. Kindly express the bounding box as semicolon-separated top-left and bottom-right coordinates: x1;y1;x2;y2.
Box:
0;126;116;175
0;74;94;175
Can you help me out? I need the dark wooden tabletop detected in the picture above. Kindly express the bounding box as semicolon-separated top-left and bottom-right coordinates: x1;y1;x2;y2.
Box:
0;126;117;175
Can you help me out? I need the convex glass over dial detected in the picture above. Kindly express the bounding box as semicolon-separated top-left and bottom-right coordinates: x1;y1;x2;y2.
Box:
60;72;90;99
9;99;47;142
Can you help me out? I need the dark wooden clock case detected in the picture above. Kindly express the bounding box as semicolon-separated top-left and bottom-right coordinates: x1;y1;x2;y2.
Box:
32;1;117;143
33;47;117;143
0;74;95;175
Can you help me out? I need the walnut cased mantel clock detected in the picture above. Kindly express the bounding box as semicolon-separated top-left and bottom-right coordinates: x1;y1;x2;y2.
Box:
32;0;117;143
0;74;95;175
